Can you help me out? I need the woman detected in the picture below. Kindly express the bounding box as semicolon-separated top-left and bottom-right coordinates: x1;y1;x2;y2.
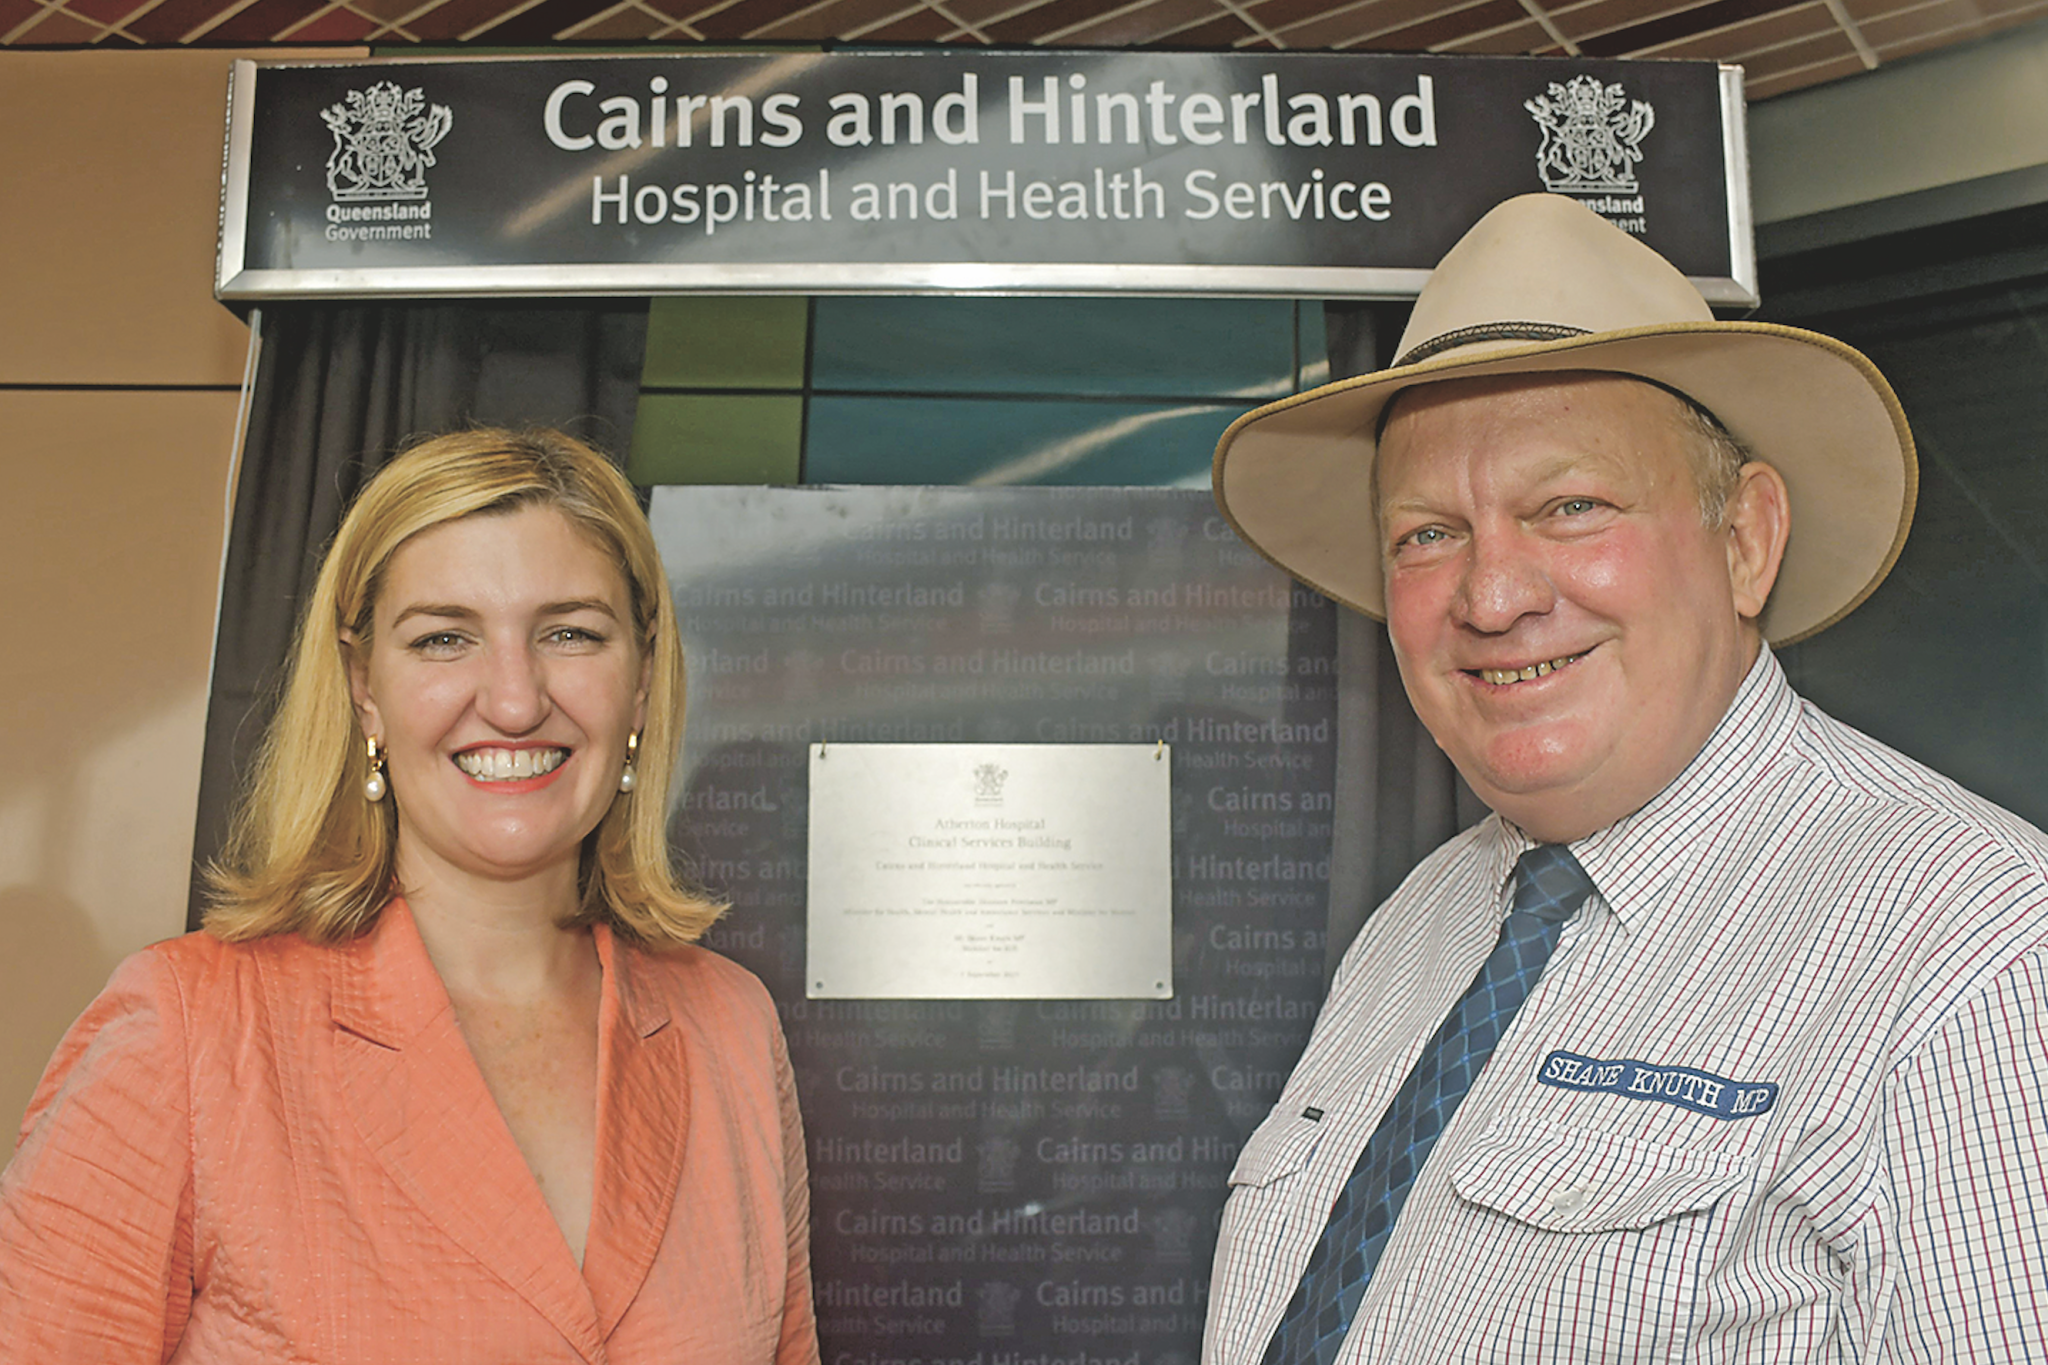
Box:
0;429;818;1362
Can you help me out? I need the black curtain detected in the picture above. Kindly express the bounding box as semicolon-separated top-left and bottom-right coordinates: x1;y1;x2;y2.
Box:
1759;201;2048;834
1318;301;1486;983
187;300;650;929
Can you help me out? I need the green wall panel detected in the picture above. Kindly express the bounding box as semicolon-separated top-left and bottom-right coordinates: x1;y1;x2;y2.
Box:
643;296;809;391
629;393;804;485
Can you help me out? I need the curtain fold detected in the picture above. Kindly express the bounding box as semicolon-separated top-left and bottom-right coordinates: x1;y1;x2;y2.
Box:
1319;301;1482;983
187;299;650;929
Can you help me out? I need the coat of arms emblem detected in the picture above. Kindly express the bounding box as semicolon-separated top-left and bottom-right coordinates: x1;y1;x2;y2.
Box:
976;1135;1021;1192
1152;1064;1194;1118
1147;1206;1200;1262
321;81;453;202
976;1279;1021;1336
1524;75;1655;194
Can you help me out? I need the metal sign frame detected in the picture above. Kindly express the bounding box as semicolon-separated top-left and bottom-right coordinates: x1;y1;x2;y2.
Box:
217;52;1755;305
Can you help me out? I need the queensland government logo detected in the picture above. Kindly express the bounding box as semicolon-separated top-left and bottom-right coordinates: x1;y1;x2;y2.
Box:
1525;75;1654;233
319;81;452;243
976;1280;1021;1337
977;1135;1021;1193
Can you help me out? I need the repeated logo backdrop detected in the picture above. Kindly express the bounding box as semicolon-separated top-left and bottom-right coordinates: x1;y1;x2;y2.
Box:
648;486;1339;1362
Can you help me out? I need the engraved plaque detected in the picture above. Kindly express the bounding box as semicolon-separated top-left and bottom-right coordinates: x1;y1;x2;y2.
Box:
809;743;1172;999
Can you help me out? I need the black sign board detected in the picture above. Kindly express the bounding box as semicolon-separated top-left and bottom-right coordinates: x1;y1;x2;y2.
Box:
219;51;1754;303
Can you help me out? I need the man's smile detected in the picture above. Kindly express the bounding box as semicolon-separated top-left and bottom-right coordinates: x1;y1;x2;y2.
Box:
1468;650;1589;688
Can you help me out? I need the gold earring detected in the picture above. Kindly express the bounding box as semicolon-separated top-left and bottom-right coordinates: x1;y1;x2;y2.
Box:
618;730;640;794
364;736;388;803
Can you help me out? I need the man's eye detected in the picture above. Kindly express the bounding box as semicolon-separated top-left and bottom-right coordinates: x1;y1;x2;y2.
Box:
1556;498;1600;516
1403;526;1447;546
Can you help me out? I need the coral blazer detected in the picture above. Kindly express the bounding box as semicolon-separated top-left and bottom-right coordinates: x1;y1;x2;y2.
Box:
0;900;818;1363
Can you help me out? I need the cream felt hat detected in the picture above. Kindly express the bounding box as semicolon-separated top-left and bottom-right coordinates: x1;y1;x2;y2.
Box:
1212;193;1917;645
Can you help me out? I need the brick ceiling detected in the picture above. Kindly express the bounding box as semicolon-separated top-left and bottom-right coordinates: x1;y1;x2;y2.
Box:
6;0;2044;101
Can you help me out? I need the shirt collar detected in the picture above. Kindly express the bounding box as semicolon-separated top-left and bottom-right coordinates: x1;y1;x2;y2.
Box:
1472;647;1799;930
1563;646;1801;931
1476;818;1530;918
331;896;669;1045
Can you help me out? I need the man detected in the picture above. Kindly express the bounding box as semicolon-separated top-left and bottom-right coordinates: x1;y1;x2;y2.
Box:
1202;193;2048;1362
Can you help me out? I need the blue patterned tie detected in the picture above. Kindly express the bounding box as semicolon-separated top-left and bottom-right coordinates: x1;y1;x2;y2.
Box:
1258;844;1594;1365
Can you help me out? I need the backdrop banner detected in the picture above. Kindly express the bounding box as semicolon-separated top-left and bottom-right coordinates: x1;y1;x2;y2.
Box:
649;484;1337;1360
220;50;1753;303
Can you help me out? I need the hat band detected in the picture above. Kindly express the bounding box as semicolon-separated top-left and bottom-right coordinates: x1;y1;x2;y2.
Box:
1394;321;1591;368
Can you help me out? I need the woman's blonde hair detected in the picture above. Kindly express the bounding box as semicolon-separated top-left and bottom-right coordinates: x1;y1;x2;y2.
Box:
206;427;723;947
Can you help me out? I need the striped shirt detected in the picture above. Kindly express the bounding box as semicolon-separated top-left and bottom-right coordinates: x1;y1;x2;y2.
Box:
1204;649;2048;1363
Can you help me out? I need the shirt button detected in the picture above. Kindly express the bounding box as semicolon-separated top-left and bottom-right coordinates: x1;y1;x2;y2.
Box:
1548;1184;1593;1213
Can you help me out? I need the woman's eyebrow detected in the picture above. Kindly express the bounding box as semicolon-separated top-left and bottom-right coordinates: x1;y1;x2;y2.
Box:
390;603;478;628
539;598;621;620
390;599;622;628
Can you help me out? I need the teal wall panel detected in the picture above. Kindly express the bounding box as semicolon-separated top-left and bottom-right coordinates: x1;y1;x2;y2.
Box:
803;395;1239;487
811;297;1303;401
634;295;1331;488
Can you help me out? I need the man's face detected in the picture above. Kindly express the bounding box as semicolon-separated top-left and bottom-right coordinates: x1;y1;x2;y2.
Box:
1376;371;1767;843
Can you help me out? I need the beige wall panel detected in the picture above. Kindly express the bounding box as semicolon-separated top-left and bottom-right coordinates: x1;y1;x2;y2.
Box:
0;48;360;388
1751;19;2048;222
2;389;239;1134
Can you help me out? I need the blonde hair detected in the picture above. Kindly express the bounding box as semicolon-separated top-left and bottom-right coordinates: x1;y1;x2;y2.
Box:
206;428;723;947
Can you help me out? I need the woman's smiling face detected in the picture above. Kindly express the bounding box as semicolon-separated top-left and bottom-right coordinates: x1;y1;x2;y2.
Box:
347;502;648;894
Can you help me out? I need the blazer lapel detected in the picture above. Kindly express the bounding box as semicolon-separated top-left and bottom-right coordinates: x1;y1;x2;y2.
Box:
329;900;605;1361
580;927;690;1338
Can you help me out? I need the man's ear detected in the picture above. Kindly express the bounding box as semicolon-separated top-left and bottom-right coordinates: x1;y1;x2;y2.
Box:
1724;462;1791;622
340;629;383;739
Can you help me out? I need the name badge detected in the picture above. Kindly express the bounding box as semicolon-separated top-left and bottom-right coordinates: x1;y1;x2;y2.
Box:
1537;1050;1778;1120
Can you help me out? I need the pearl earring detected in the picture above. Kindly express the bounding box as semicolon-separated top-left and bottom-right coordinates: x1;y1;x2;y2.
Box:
618;730;640;794
363;735;388;803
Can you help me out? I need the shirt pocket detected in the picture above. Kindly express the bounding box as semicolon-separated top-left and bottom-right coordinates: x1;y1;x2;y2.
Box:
1394;1121;1756;1359
1449;1118;1751;1233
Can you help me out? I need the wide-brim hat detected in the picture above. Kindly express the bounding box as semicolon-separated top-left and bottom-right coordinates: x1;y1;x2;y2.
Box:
1212;193;1917;645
